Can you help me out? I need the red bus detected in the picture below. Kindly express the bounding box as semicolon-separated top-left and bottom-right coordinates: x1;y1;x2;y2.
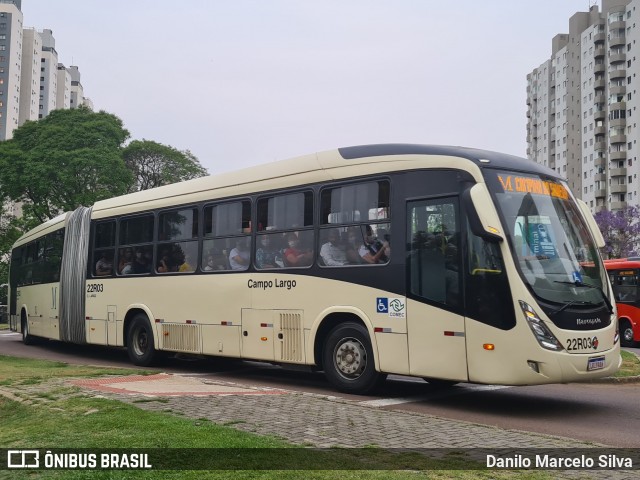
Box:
604;258;640;347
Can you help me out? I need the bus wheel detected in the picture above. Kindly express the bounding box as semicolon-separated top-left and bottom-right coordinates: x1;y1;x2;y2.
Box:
322;322;385;394
127;314;156;366
620;319;637;348
21;313;35;346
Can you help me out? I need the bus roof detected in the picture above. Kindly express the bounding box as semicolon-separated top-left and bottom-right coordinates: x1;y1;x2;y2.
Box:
13;144;560;246
90;144;559;218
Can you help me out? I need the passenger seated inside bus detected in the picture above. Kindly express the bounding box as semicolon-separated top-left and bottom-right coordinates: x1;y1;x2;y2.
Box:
255;235;279;269
203;252;228;271
95;251;113;276
320;229;348;266
119;248;134;275
283;232;313;267
229;237;250;270
345;227;363;264
359;225;390;264
178;252;195;273
157;247;176;273
132;247;151;274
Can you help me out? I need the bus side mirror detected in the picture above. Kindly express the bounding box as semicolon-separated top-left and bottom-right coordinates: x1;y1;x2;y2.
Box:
462;185;503;243
576;199;605;249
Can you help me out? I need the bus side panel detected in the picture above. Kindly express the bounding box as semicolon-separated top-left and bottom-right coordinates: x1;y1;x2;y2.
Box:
406;299;468;381
17;284;61;340
85;275;251;353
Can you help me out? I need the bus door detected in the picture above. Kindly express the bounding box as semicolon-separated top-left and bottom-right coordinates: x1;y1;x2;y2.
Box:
406;197;468;381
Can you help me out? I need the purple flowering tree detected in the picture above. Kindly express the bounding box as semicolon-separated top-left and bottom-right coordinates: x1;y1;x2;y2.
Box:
593;206;640;259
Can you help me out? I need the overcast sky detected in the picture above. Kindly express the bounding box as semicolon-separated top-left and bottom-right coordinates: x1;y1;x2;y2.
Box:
23;0;596;174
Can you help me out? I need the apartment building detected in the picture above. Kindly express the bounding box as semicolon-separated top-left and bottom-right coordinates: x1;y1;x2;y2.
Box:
0;0;91;141
527;0;640;212
19;27;41;124
0;0;22;141
39;28;58;118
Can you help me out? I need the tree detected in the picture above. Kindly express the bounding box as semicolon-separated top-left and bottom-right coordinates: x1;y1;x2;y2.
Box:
0;199;28;304
122;140;208;192
593;206;640;259
0;107;132;223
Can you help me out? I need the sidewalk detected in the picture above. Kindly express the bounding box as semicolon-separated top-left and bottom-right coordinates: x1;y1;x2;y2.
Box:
3;371;638;479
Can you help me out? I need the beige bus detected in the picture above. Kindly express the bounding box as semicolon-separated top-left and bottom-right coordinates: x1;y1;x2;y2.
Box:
8;144;621;394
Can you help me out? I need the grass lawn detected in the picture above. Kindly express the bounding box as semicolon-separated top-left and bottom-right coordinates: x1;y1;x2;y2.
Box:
616;349;640;377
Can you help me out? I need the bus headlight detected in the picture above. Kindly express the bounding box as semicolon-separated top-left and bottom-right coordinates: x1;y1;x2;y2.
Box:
519;301;564;351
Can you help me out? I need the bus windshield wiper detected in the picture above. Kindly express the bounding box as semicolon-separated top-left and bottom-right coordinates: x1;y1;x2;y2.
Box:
549;299;598;316
553;280;614;314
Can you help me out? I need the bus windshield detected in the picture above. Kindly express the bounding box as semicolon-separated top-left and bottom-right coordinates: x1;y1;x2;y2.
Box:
485;170;608;310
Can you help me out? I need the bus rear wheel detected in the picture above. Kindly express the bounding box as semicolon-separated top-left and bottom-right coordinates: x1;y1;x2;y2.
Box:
21;312;36;346
620;319;637;348
127;314;157;366
322;322;385;394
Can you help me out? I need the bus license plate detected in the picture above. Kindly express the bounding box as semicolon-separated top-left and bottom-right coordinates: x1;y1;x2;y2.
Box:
587;356;605;371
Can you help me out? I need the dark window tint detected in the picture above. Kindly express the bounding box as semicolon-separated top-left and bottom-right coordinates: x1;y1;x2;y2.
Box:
95;221;115;248
465;220;515;329
119;215;154;245
321;181;389;225
42;229;64;283
159;208;198;241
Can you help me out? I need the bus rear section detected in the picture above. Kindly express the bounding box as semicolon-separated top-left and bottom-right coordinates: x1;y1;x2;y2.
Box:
604;259;640;347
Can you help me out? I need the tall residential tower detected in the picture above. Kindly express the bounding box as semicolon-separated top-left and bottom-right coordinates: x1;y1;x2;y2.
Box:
526;0;639;212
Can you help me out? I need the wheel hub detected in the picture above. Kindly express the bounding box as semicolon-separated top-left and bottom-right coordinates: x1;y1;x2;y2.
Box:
335;338;366;378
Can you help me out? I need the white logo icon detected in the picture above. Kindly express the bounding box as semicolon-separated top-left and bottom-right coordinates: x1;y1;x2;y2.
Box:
8;450;40;468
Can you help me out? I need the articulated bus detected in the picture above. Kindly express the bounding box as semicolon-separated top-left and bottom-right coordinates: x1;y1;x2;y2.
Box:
8;144;621;393
604;258;640;347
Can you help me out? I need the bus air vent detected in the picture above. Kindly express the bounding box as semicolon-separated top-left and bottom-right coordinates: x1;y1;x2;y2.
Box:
161;324;200;353
278;312;304;362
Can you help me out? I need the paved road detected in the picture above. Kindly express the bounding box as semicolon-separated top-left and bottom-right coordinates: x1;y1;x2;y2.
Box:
1;331;639;449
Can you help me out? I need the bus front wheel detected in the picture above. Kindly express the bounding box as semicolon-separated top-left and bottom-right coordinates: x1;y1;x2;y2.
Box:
620;319;637;348
322;322;385;394
127;314;157;366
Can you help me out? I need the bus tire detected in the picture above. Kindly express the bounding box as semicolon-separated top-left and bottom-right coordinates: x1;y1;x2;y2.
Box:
619;319;637;348
322;322;385;394
21;313;36;346
127;314;156;366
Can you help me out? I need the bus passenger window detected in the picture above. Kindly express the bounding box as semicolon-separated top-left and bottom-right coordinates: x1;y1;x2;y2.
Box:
319;180;390;267
256;192;313;270
93;221;115;277
203;200;252;273
157;208;198;274
117;214;154;276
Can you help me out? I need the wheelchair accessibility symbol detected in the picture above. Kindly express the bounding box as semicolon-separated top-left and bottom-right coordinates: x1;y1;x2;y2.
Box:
377;297;406;318
377;298;388;313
